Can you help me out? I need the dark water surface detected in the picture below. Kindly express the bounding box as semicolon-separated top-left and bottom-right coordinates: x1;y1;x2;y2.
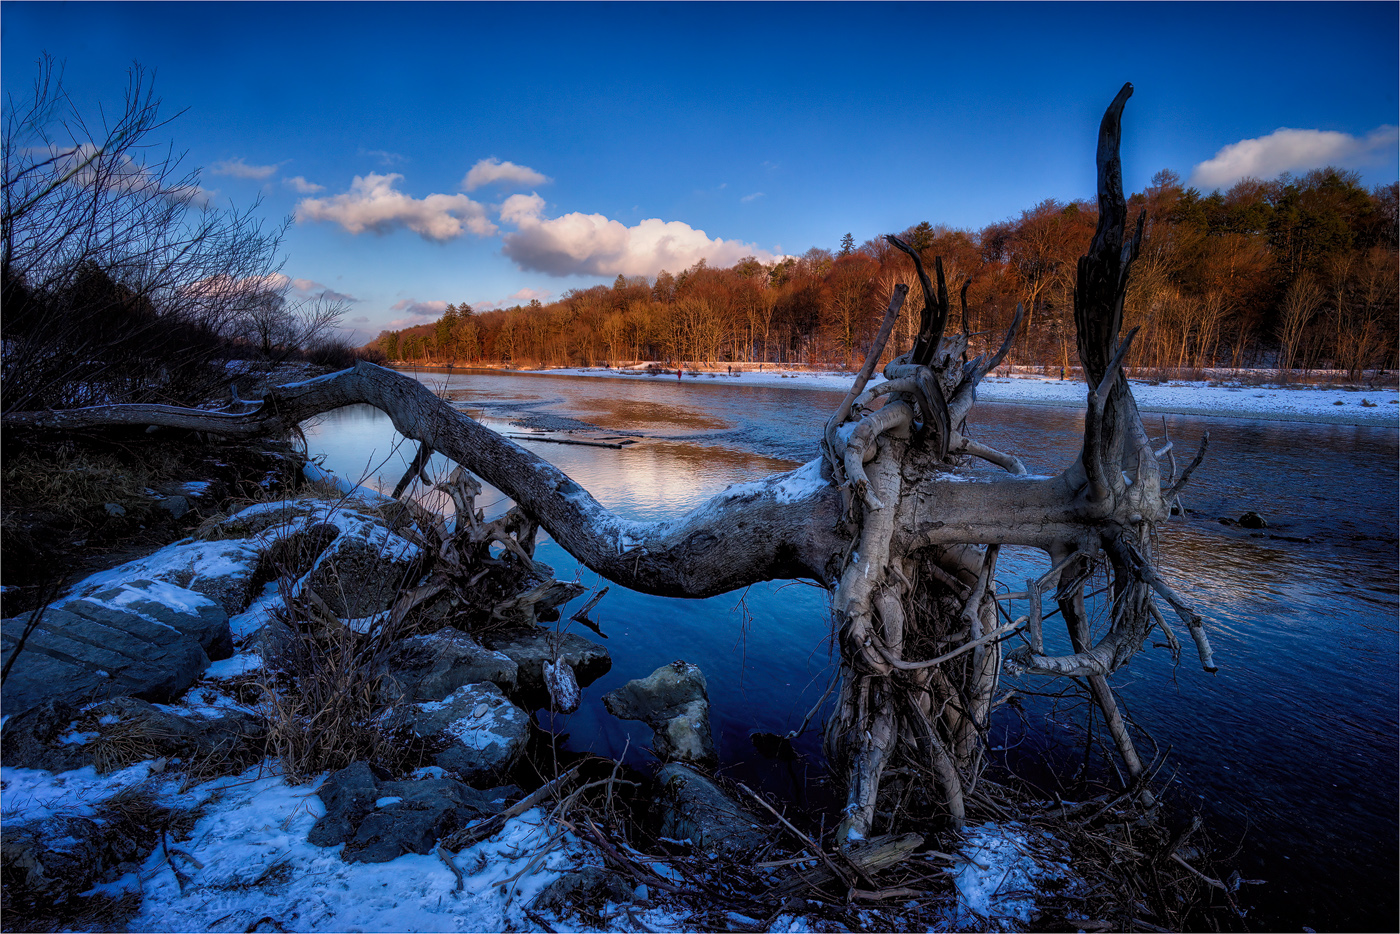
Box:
303;369;1398;932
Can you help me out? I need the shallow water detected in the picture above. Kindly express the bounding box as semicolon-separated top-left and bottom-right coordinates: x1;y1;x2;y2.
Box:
303;369;1398;932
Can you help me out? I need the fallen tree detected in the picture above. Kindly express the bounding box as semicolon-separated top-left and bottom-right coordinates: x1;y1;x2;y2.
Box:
4;84;1214;843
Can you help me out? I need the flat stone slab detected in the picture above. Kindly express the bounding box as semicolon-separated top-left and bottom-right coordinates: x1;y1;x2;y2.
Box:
0;581;228;719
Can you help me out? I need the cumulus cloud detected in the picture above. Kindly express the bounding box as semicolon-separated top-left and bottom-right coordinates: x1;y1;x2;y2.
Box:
391;298;450;317
210;157;280;180
296;173;497;241
1190;125;1399;189
498;194;778;277
462;157;552;192
284;175;324;194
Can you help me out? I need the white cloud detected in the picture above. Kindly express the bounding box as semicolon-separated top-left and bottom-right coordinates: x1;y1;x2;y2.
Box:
462;157;552;192
391;299;449;317
741;192;764;203
498;195;778;277
210;157;279;180
1189;125;1399;189
284;175;324;194
296;173;497;241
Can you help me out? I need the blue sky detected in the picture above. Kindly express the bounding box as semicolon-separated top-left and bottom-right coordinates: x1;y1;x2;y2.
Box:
4;2;1397;343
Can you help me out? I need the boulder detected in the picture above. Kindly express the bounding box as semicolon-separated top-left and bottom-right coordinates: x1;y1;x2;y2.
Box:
82;697;265;773
343;778;507;863
69;540;262;618
602;662;715;765
68;580;234;660
0;696;263;773
1239;511;1268;529
310;760;517;862
308;761;383;848
0;699;92;773
301;527;421;619
378;628;517;702
482;628;611;709
0;582;227;719
389;682;531;784
653;763;769;856
1;815;110;899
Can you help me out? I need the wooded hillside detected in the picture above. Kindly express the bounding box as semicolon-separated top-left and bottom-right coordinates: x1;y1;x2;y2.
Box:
375;168;1397;379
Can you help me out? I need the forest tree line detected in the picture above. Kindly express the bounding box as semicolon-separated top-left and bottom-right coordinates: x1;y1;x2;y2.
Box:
373;167;1398;379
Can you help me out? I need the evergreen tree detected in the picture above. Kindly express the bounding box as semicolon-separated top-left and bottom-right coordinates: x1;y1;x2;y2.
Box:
839;232;855;256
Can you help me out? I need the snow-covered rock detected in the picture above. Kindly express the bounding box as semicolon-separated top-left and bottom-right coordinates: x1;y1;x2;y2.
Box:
0;581;230;719
389;682;531;784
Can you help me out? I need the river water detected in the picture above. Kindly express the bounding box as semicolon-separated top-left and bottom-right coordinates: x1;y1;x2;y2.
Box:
302;369;1397;932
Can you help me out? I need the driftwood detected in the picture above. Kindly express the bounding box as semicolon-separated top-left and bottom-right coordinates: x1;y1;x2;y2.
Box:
3;85;1213;845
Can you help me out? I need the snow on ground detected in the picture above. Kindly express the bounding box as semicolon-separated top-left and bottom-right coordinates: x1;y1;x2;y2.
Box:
947;821;1075;930
0;744;1085;932
120;770;586;934
507;365;1400;428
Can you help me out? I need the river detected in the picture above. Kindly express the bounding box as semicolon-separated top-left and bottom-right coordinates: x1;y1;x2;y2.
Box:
302;368;1398;932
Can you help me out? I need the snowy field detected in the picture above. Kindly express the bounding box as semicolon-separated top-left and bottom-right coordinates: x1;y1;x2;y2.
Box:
511;365;1400;429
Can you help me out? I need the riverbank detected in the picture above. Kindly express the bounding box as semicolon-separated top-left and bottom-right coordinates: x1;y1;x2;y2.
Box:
401;364;1400;429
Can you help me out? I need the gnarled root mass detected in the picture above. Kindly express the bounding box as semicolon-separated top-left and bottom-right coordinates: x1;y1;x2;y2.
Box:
817;83;1214;843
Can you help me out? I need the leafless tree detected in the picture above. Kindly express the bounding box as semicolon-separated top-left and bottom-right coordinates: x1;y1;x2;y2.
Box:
1;56;285;410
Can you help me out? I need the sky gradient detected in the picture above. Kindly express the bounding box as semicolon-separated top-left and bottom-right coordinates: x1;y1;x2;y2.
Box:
4;1;1397;342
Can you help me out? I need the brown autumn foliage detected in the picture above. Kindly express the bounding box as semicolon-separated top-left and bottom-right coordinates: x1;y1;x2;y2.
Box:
375;168;1397;379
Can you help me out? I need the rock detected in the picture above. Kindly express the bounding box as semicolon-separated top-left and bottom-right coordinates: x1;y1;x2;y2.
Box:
1;696;263;773
0;583;227;719
534;867;635;914
70;540;262;618
378;628;517;702
83;697;265;773
70;581;235;659
301;526;421;619
653;763;769;856
1;815;109;898
482;628;611;709
389;682;531;784
1239;511;1268;529
156;495;191;521
310;761;516;862
308;761;384;847
0;699;91;772
603;662;715;764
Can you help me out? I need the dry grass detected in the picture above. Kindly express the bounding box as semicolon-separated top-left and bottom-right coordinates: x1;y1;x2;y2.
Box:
257;590;409;782
0;443;162;524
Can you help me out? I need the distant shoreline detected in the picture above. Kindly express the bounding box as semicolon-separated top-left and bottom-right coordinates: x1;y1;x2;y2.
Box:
390;363;1400;429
